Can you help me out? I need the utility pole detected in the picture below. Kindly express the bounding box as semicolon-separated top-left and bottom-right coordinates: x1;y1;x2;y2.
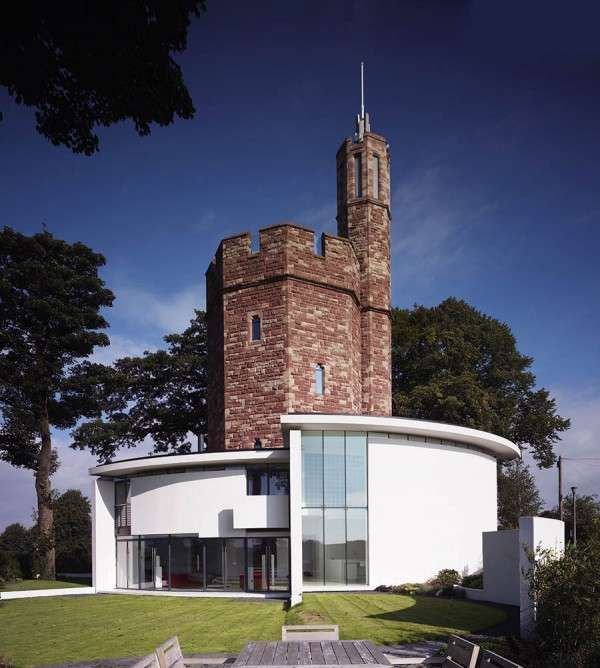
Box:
571;486;578;546
558;456;563;521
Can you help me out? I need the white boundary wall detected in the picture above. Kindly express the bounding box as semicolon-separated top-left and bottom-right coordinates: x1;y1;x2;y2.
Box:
0;587;95;600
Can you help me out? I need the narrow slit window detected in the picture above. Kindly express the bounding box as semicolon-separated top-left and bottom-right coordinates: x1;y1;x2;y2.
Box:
315;364;325;395
371;154;380;199
251;315;261;341
354;153;362;197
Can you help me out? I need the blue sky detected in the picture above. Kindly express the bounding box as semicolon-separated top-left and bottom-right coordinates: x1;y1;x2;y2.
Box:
1;0;599;529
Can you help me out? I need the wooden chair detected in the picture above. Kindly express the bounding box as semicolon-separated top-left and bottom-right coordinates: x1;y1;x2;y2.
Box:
281;624;340;640
442;635;480;668
156;636;185;668
478;649;523;668
130;652;161;668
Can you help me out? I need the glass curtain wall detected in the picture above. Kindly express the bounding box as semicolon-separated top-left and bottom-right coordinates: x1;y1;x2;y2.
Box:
301;431;368;586
115;536;290;592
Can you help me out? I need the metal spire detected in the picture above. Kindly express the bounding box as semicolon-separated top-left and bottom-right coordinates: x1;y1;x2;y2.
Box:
356;61;370;140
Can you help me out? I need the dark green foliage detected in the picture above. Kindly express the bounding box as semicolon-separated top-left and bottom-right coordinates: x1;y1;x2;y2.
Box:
0;227;114;576
0;1;205;154
392;298;570;467
72;311;207;462
433;568;461;587
543;494;600;544
0;523;34;578
461;572;483;589
0;550;22;582
498;460;544;529
526;525;600;667
54;490;91;573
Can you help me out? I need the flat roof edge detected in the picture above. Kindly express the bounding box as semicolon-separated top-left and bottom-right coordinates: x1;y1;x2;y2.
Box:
280;414;520;460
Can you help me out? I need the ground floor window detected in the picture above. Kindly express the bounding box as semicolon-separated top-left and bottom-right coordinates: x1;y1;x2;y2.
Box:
115;535;290;593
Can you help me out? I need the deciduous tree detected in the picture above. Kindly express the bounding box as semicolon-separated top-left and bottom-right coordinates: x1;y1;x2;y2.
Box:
0;1;205;154
0;227;114;577
72;311;207;462
392;298;570;467
497;461;544;529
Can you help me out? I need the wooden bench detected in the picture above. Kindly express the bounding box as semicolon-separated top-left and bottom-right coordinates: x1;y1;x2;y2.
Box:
281;624;340;640
478;649;523;668
442;635;480;668
130;637;207;668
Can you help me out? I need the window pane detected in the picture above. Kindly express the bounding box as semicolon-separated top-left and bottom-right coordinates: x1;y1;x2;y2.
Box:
205;539;223;591
140;538;169;590
302;508;324;584
370;155;380;199
115;480;130;506
247;468;269;495
271;538;290;591
324;508;346;584
224;538;245;591
346;508;368;584
302;432;323;506
170;537;204;590
354;153;363;197
128;539;140;589
314;364;324;395
252;315;261;341
269;467;289;495
324;431;345;506
116;540;128;588
346;432;367;507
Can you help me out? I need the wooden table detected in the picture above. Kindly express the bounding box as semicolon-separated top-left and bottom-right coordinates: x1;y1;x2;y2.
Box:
233;640;391;666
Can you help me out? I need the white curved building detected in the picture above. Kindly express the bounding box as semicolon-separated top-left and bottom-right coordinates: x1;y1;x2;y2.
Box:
90;102;520;604
91;415;518;604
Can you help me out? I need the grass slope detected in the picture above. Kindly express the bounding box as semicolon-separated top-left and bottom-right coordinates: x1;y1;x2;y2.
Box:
0;579;85;591
0;593;507;668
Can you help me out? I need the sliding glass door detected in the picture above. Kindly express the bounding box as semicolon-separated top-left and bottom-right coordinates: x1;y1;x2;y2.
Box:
247;538;290;592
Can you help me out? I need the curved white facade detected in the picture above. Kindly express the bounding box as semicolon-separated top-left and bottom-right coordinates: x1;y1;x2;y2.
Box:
90;415;518;603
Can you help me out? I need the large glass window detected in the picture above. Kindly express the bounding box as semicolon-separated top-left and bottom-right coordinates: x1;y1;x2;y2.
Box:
301;431;368;586
302;509;324;584
115;536;289;592
302;432;323;507
324;432;345;507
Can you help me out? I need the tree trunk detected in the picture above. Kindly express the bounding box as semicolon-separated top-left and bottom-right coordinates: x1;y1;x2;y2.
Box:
35;405;55;579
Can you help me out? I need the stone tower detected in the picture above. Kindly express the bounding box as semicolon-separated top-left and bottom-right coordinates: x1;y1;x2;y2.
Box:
206;89;392;451
336;108;392;415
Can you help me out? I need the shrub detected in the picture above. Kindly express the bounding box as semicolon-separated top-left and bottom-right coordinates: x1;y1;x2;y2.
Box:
462;571;483;589
0;550;22;582
526;525;600;667
434;568;461;587
391;583;421;596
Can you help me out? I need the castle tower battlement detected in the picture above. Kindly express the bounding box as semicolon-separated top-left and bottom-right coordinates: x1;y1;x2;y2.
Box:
206;111;392;450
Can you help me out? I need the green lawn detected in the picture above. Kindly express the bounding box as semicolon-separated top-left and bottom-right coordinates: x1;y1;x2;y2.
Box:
0;579;86;591
0;593;507;668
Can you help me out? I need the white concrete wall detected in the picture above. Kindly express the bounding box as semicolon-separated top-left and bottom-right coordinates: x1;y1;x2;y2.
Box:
368;434;497;585
481;529;520;605
289;429;303;606
519;516;565;637
130;468;289;536
233;495;289;529
92;478;116;591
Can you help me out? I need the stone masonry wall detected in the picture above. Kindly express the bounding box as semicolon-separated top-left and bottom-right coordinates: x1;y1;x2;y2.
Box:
206;223;362;450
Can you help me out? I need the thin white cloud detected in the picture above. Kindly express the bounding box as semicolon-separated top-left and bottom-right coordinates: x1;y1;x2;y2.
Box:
114;284;205;334
391;164;496;299
295;203;337;237
527;386;600;508
91;333;155;365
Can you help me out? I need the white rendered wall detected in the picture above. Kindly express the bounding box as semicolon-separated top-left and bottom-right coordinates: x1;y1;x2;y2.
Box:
368;434;497;585
130;468;288;536
289;429;303;606
481;529;520;605
519;516;564;637
92;478;116;591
